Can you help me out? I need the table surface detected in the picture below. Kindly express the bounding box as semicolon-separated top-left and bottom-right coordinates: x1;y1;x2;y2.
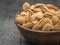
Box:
0;0;60;45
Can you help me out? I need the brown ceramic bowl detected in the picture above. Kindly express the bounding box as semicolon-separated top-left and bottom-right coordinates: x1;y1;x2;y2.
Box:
15;22;60;44
15;0;60;44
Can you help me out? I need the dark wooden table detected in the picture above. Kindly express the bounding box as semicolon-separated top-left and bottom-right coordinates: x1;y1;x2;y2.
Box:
0;0;60;45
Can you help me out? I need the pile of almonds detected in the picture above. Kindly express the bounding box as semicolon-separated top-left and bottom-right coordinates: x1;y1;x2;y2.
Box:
15;2;60;31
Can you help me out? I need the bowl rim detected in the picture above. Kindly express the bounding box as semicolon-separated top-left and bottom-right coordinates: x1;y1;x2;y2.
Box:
15;22;60;33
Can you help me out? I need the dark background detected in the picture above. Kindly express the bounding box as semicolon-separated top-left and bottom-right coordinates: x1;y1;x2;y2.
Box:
0;0;60;45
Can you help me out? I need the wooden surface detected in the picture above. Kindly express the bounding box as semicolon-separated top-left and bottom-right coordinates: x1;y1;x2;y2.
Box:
0;0;60;45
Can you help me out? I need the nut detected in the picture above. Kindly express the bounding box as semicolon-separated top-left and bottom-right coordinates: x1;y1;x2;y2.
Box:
53;21;60;30
42;23;52;31
38;18;52;28
34;3;45;8
35;12;43;19
21;11;27;16
15;15;26;25
22;22;34;29
23;2;30;11
52;15;59;25
46;4;59;11
26;12;32;22
32;18;44;30
55;10;60;19
44;12;53;18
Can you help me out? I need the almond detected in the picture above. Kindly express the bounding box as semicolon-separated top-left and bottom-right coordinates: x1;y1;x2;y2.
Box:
22;22;34;29
15;15;26;25
46;4;59;11
52;15;59;25
53;21;60;30
42;23;51;31
23;2;30;11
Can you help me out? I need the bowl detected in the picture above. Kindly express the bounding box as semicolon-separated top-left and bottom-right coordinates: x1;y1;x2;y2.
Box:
15;0;60;44
15;23;60;45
